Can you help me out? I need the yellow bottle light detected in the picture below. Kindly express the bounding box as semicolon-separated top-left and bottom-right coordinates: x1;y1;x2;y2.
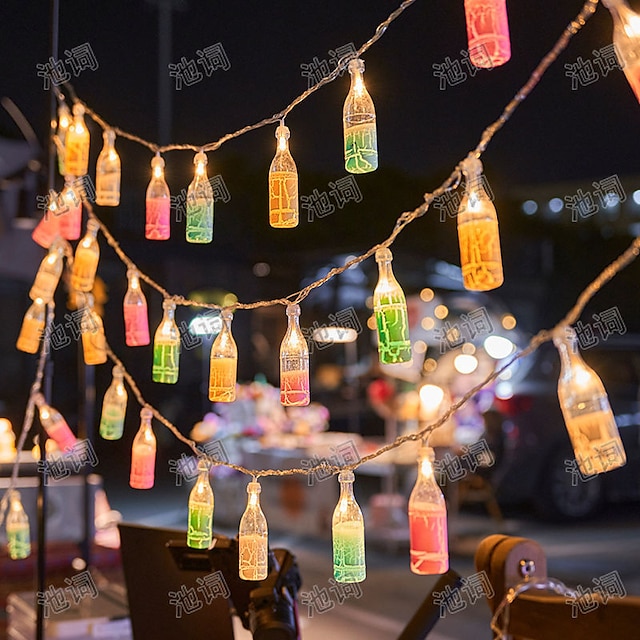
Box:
269;122;299;228
16;298;46;354
29;237;66;304
65;103;90;177
56;103;71;176
70;218;100;292
209;309;237;402
457;156;504;292
80;292;107;366
96;129;121;206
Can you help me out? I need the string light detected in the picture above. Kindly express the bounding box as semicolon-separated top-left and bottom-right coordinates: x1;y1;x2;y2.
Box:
129;406;156;489
373;247;412;364
408;446;448;575
145;153;171;240
208;309;237;402
64;103;90;177
55;102;71;175
80;292;107;366
99;365;128;440
0;419;17;462
238;479;269;580
602;0;640;101
553;325;626;475
186;150;214;244
6;490;31;560
16;298;46;355
70;218;100;292
280;303;310;407
29;237;66;304
96;129;121;206
123;268;150;347
343;58;378;174
269;122;299;228
32;199;62;249
332;470;366;583
152;299;180;384
464;0;511;68
187;458;214;549
457;156;504;292
33;392;77;453
59;177;82;241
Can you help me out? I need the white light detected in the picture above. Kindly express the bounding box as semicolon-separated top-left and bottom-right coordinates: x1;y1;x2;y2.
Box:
483;335;515;359
189;313;222;336
495;381;513;399
312;326;358;343
548;198;563;214
522;200;538;215
632;190;640;205
419;384;444;413
603;193;619;208
454;354;478;374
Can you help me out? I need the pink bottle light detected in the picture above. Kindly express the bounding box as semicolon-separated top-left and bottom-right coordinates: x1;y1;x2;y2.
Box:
130;407;156;489
464;0;511;69
123;269;150;346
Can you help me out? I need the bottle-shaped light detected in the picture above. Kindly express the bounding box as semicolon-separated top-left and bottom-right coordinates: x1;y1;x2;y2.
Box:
373;248;412;364
123;268;150;346
343;58;378;174
16;298;46;354
457;156;503;292
269;123;299;228
152;299;180;384
70;218;100;292
239;479;268;581
80;293;107;366
209;309;238;402
186;151;214;243
130;407;156;489
32;197;62;249
59;177;82;241
29;237;65;304
145;153;171;240
99;365;128;440
56;103;71;176
187;458;214;549
464;0;511;68
33;392;77;452
409;446;449;575
332;470;366;583
280;304;310;407
554;326;627;476
6;491;31;560
0;418;17;461
64;103;90;177
96;129;121;206
602;0;640;101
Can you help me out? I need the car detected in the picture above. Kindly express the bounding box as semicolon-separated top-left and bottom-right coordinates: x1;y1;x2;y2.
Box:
487;334;640;520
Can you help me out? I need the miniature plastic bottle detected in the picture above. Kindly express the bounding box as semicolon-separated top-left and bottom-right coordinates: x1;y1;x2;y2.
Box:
70;218;100;292
33;392;77;453
373;248;412;364
554;326;627;476
457;156;503;292
464;0;511;68
0;418;17;461
152;299;180;384
186;150;214;243
80;293;107;366
209;309;237;402
130;407;156;489
16;298;46;354
145;153;171;240
332;470;366;583
123;268;150;346
6;491;31;560
279;304;310;406
56;103;71;176
409;446;449;575
602;0;640;101
64;103;90;177
343;58;378;174
99;366;128;440
96;129;121;206
29;238;65;303
239;480;268;581
32;203;62;249
58;178;83;241
269;123;299;228
187;459;214;549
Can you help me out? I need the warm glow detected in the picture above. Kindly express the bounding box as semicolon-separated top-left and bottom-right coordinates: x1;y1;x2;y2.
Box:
501;314;517;330
624;14;640;38
461;342;476;355
419;288;435;302
420;455;434;479
413;340;427;354
0;418;12;433
421;317;435;331
419;384;444;413
454;353;478;374
367;315;377;330
434;305;448;319
423;358;437;372
483;335;515;359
